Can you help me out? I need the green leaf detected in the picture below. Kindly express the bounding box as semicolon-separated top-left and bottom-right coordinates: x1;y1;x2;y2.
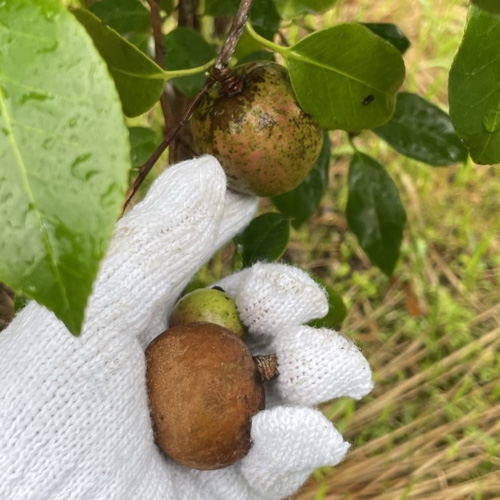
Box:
204;0;239;17
128;126;161;167
234;30;268;61
72;8;166;117
273;0;338;19
163;28;216;97
205;0;280;40
235;213;290;267
346;153;406;276
285;24;405;131
308;275;347;328
237;50;275;64
362;23;411;54
127;32;152;55
250;0;281;41
472;0;500;15
272;131;330;227
159;0;174;14
449;5;500;164
89;0;150;34
373;92;468;166
0;0;130;334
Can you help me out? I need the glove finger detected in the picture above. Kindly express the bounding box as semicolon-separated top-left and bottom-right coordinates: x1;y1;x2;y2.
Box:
174;466;256;500
86;156;250;347
267;325;373;406
240;406;349;499
214;189;258;250
215;263;328;337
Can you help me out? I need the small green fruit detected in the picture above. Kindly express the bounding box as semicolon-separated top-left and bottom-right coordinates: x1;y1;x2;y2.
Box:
169;287;245;338
191;61;323;197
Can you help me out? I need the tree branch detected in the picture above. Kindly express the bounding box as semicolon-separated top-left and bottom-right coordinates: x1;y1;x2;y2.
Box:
215;0;254;70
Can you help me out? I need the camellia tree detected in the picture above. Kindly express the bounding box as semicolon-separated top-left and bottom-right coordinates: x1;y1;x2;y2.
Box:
0;0;499;335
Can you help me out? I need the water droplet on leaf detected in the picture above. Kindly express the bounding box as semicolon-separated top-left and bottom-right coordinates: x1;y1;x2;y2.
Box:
20;91;51;104
70;153;92;180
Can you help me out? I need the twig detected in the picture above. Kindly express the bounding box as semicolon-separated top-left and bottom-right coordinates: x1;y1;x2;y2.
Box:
122;0;255;212
215;0;254;70
122;83;212;211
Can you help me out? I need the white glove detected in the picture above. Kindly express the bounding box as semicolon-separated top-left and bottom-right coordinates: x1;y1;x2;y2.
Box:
0;156;373;500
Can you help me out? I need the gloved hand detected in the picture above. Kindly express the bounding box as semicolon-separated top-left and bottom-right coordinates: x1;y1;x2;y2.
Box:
0;156;373;500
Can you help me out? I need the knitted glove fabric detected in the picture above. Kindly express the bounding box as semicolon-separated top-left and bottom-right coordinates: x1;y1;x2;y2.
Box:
0;155;373;500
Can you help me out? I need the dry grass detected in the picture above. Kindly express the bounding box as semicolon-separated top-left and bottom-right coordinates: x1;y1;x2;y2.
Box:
287;1;500;499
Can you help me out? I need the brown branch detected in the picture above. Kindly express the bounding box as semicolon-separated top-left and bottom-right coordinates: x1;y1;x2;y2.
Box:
122;80;214;212
122;0;255;212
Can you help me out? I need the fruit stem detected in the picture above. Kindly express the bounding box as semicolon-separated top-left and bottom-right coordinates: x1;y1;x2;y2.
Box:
253;354;279;382
212;67;244;97
245;22;289;56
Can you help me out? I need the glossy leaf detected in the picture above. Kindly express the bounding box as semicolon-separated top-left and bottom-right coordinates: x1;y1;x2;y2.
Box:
159;0;174;14
163;28;216;97
237;50;275;64
204;0;239;16
205;0;280;39
273;0;338;19
128;127;161;167
236;213;290;267
272;131;330;227
285;24;405;131
128;32;152;55
308;275;347;328
374;92;467;165
472;0;500;15
362;23;410;54
449;5;500;164
250;0;281;40
234;30;268;61
89;0;150;34
346;153;406;276
73;8;166;117
0;0;130;334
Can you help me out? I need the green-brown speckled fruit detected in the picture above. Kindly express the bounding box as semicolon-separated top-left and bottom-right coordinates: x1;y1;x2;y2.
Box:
191;61;323;197
169;288;245;338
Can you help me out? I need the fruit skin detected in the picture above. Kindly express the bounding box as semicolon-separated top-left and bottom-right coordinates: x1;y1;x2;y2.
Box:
191;61;324;197
145;322;265;470
169;288;245;338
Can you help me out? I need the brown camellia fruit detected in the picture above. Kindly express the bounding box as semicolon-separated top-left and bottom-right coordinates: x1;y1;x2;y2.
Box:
146;322;277;470
191;61;323;197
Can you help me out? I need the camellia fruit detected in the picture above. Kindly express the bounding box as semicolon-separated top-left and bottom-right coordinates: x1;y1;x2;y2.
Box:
146;322;278;470
191;61;323;197
169;287;245;338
